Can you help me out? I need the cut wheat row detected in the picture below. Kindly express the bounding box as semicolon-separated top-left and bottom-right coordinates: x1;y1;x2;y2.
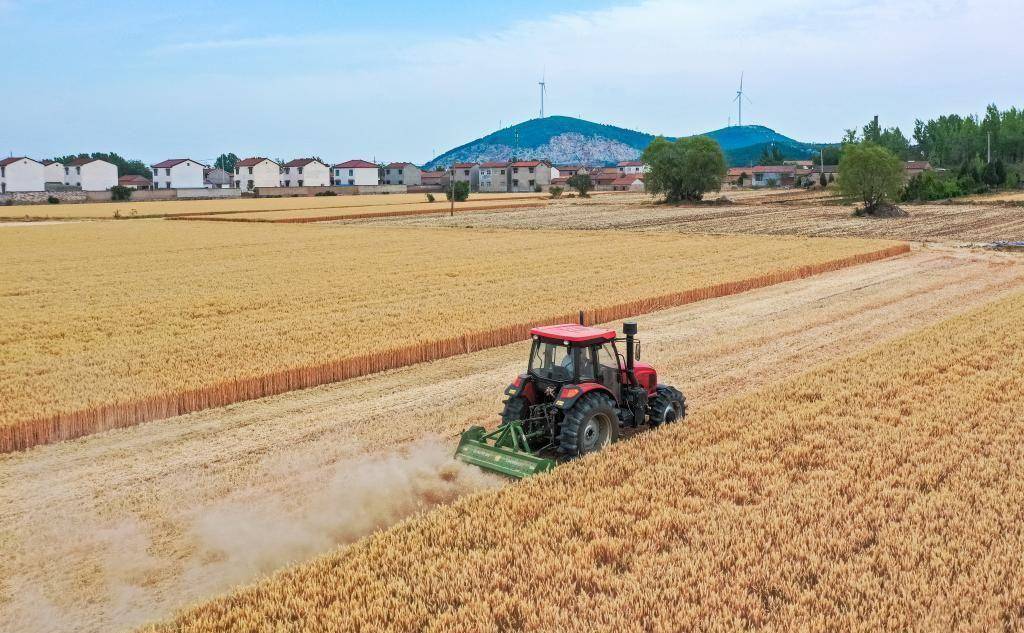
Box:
169;200;548;223
147;287;1024;633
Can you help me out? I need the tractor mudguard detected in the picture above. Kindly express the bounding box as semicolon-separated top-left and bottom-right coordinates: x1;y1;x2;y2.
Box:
504;374;538;403
554;383;613;410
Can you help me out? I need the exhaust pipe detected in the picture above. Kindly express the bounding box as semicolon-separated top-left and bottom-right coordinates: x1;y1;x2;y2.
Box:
623;321;637;384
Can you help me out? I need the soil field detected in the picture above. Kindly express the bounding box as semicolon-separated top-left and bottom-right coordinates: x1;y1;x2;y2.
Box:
0;191;547;220
171;198;548;223
2;247;1021;633
147;261;1024;633
0;221;901;452
368;192;1024;243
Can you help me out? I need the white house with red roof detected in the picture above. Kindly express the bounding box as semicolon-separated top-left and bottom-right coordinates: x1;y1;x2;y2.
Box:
509;160;553;192
41;160;64;184
451;162;480;192
616;160;647;175
478;162;509;192
151;158;207;189
727;165;796;188
382;162;421;186
281;158;329;187
65;157;117;190
234;157;280;190
332;160;379;186
0;157;45;192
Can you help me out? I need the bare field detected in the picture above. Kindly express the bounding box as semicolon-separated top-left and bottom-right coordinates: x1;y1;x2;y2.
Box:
0;191;547;220
2;248;1022;633
147;261;1024;633
0;220;902;452
369;191;1024;243
171;198;548;222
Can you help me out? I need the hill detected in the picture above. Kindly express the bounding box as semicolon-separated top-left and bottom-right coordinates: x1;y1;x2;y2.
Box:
424;116;823;169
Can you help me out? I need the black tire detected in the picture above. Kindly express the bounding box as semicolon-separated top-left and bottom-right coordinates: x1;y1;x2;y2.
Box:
501;396;530;424
558;393;619;456
648;385;686;428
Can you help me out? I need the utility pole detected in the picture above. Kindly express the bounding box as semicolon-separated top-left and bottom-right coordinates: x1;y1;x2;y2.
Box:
820;148;824;175
449;164;455;217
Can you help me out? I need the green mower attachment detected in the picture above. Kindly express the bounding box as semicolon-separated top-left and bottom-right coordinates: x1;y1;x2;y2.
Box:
455;422;556;479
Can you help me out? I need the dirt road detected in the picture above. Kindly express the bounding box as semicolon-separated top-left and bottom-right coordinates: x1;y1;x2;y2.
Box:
2;247;1023;633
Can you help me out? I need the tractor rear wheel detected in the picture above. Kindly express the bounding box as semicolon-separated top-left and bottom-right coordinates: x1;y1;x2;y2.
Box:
648;386;686;427
501;396;530;424
559;393;619;456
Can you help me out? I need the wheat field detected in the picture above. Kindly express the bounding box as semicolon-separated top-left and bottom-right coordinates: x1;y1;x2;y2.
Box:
146;288;1024;633
171;198;547;223
0;220;905;452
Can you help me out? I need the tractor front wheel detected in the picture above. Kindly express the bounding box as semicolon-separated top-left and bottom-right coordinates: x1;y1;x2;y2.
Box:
559;393;619;457
648;385;686;427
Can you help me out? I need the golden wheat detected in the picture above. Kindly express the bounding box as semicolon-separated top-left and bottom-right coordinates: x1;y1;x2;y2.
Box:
0;221;905;451
171;199;548;223
145;289;1024;633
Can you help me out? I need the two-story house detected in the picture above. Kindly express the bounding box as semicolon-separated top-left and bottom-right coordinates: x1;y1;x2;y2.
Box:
616;160;646;174
478;162;509;192
451;163;480;192
382;162;421;186
234;157;280;190
281;158;330;187
0;157;45;193
151;159;206;189
41;160;65;184
332;160;379;186
65;157;117;191
508;160;552;192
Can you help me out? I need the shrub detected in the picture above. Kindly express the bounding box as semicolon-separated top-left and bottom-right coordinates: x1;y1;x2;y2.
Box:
819;173;828;187
110;185;132;201
549;186;563;199
567;174;593;197
315;191;337;197
901;171;963;202
426;193;435;203
47;196;60;204
446;181;470;202
643;136;727;203
837;142;904;213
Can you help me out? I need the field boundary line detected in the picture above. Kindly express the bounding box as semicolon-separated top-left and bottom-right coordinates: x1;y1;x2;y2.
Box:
0;243;910;453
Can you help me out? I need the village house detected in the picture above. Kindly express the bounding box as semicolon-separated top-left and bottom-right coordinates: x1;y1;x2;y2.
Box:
508;160;552;192
554;165;587;179
203;168;233;188
41;160;64;184
616;160;646;174
904;161;933;179
611;174;645;192
117;174;152;190
0;157;45;193
151;159;206;189
332;160;379;186
382;162;421;186
478;162;509;192
420;170;446;188
592;167;621;190
65;157;117;191
281;158;330;187
451;163;480;192
234;157;280;190
728;165;797;188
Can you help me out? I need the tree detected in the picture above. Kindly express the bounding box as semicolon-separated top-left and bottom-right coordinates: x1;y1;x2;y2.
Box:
215;153;239;173
758;144;784;165
110;185;132;201
737;171;749;187
446;180;470;202
567;173;593;197
819;172;828;187
643;136;727;203
837;142;904;213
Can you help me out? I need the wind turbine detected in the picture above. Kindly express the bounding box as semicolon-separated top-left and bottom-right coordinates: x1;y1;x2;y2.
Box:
733;72;752;126
538;72;547;119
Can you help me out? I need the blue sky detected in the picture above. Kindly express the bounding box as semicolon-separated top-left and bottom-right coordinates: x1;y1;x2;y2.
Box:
3;0;1020;165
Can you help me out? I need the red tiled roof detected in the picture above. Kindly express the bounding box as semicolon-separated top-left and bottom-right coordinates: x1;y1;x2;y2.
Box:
480;161;508;168
283;158;324;168
421;170;444;178
385;162;417;169
236;157;275;167
333;160;378;169
611;175;644;186
452;162;478;169
41;159;59;166
152;159;188;169
68;157;103;166
0;156;37;167
118;175;151;185
616;160;644;167
509;160;549;167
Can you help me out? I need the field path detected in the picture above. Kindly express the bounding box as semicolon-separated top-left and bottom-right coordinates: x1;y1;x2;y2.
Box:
1;247;1023;633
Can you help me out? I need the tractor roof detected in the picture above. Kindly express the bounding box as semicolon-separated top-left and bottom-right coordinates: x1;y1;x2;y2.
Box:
531;324;615;344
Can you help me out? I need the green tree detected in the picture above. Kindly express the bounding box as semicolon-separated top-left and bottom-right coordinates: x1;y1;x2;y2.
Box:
758;144;785;165
819;172;828;187
567;173;593;197
110;185;132;201
838;142;905;213
643;136;727;203
446;180;470;202
214;153;239;172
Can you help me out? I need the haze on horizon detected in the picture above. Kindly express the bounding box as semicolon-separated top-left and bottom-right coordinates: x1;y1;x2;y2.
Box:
4;0;1019;165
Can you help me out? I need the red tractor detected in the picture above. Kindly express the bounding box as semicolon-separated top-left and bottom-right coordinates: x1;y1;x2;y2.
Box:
456;321;686;478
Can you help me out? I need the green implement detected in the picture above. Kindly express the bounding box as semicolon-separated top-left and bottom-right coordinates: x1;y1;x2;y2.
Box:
454;422;556;480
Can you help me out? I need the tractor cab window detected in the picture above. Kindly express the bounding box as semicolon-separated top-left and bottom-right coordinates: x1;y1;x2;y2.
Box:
529;341;573;382
597;343;621;386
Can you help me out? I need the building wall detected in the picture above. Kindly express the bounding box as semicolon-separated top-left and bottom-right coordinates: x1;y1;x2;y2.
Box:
1;159;45;192
479;166;509;192
281;161;330;187
153;161;205;189
509;163;551;192
333;166;378;186
382;165;422;186
44;163;64;183
452;165;480;192
235;161;280;190
80;161;118;191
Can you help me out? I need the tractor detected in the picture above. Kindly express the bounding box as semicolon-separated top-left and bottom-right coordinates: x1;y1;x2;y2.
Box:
455;320;686;479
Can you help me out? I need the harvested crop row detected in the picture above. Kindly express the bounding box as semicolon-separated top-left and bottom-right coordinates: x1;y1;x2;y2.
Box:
0;220;906;452
170;199;548;223
148;289;1024;633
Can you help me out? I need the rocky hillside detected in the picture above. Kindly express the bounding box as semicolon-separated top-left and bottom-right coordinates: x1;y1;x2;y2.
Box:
424;116;823;169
